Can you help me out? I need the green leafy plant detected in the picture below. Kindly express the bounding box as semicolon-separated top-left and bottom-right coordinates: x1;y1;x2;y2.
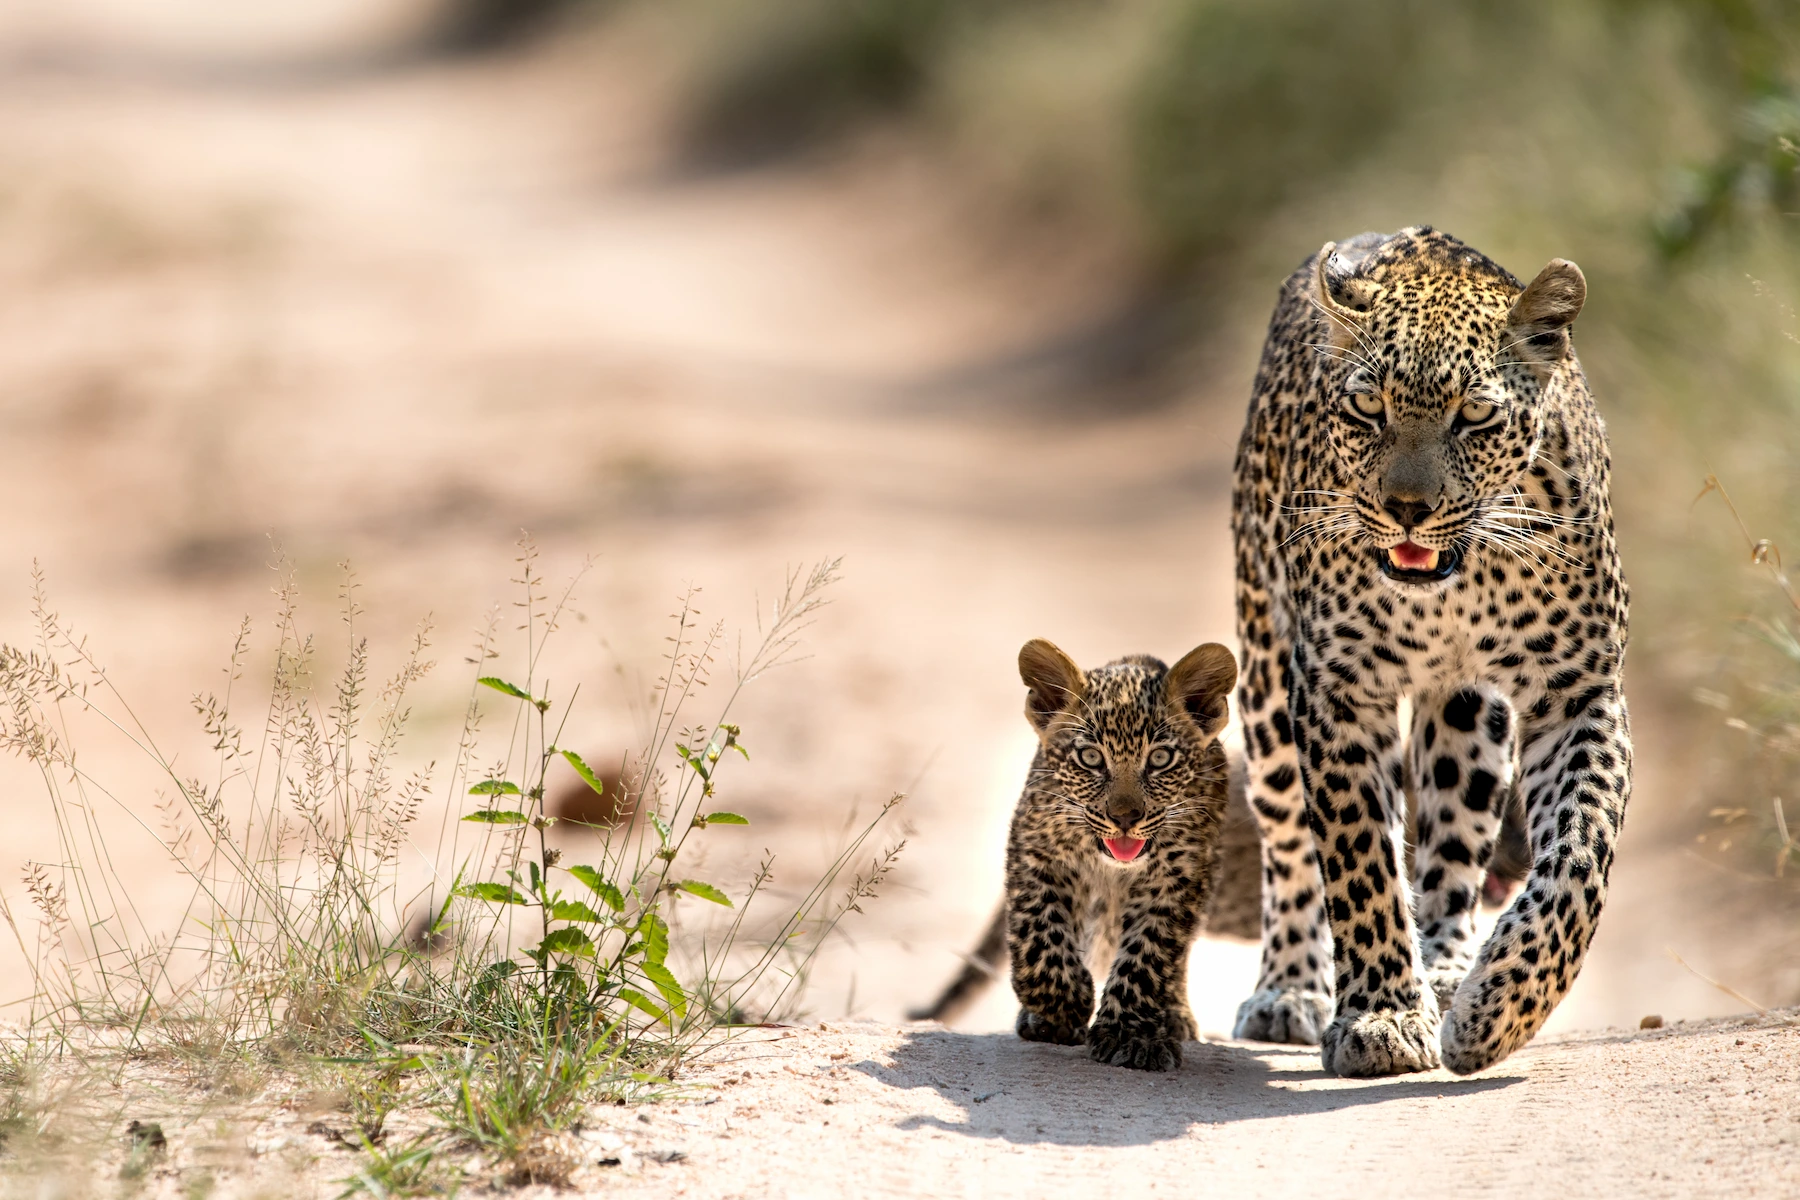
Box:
0;546;903;1189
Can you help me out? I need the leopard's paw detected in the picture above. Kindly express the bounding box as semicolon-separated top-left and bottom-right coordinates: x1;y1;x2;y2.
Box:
1015;1006;1086;1047
1321;1007;1442;1077
1164;1004;1198;1043
1086;1018;1181;1072
1232;987;1332;1045
1422;960;1471;1010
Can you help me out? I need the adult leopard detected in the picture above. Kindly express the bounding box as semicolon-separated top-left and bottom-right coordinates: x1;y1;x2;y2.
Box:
1232;227;1630;1077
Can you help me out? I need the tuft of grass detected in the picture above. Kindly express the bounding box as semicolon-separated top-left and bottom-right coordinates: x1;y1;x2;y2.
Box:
0;543;903;1190
1694;476;1800;887
339;1132;459;1199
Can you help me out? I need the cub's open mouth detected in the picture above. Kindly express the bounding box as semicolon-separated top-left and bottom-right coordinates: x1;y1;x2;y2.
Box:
1102;836;1146;863
1379;540;1461;584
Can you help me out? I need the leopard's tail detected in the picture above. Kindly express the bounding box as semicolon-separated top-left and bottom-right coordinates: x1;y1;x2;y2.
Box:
906;903;1008;1023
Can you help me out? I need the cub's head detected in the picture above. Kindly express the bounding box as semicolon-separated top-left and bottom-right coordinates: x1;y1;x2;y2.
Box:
1018;638;1237;865
1308;227;1586;590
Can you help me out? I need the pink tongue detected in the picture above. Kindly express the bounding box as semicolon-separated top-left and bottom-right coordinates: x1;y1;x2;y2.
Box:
1392;541;1435;569
1104;837;1146;862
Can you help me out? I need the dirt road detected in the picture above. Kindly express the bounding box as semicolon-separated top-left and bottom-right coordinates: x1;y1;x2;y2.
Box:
500;1013;1800;1199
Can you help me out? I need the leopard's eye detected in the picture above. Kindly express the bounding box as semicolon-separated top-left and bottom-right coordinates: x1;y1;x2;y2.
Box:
1076;746;1105;770
1344;390;1385;422
1146;746;1175;771
1457;397;1497;427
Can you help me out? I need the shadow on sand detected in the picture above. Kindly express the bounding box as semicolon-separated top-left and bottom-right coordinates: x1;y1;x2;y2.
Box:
852;1028;1521;1148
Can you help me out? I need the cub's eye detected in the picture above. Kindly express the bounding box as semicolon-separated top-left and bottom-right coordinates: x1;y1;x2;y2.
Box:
1076;746;1105;770
1457;397;1498;427
1145;746;1175;771
1344;390;1385;422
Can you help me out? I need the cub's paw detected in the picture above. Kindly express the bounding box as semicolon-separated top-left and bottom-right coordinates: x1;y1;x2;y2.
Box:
1015;1006;1086;1047
1320;1008;1442;1077
1087;1018;1181;1072
1232;988;1332;1045
1164;1004;1198;1044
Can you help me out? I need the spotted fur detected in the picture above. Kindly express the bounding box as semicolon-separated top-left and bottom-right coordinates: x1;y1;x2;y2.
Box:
1232;227;1631;1077
1004;638;1237;1071
908;746;1264;1026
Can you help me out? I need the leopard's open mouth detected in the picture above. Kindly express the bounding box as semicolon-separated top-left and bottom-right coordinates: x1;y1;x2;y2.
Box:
1101;836;1146;863
1378;540;1461;585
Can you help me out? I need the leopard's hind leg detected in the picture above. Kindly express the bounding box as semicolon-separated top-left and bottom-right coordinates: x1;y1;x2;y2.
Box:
1409;685;1515;1008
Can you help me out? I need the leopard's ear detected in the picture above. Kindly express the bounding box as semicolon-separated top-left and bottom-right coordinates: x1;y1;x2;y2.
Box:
1314;241;1384;350
1018;639;1085;734
1166;643;1237;739
1505;258;1586;368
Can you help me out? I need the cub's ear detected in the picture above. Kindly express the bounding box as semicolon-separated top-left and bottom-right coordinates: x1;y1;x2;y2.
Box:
1506;258;1586;367
1018;639;1085;734
1166;643;1237;739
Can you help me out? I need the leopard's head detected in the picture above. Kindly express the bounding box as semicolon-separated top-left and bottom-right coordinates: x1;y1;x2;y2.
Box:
1308;227;1586;590
1017;638;1236;865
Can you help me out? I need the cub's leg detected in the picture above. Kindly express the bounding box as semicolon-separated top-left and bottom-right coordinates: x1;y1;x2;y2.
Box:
1087;851;1206;1072
1005;853;1094;1045
1231;601;1334;1045
1292;663;1440;1077
1409;685;1515;1007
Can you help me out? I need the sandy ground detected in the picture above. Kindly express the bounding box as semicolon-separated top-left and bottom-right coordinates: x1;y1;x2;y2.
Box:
26;1012;1798;1198
0;8;1793;1193
567;1013;1800;1200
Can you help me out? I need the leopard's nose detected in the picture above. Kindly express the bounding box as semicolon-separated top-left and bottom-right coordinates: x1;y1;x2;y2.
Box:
1382;494;1441;530
1107;796;1146;829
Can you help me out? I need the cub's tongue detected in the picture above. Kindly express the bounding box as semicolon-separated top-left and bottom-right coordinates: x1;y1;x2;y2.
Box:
1103;837;1146;863
1388;541;1440;571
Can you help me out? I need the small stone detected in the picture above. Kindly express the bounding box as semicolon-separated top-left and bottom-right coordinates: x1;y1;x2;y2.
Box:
1639;1014;1664;1029
126;1121;167;1152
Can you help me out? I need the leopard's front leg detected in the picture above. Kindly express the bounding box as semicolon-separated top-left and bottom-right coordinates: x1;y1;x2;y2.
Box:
1291;663;1440;1077
1440;680;1631;1074
1087;848;1207;1072
1232;581;1334;1045
1005;849;1094;1046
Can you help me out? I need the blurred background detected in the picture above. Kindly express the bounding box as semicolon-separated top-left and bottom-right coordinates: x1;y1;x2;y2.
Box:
0;0;1796;1036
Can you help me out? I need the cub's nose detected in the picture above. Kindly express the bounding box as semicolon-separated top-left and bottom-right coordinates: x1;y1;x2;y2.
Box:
1382;494;1440;530
1106;797;1146;830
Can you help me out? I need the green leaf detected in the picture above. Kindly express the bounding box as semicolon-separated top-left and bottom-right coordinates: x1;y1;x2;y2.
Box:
640;961;688;1020
468;779;521;796
676;745;711;780
567;866;625;912
674;879;733;907
728;741;750;761
559;749;606;796
700;812;749;826
538;927;596;958
549;899;604;923
650;812;673;847
477;676;536;703
461;809;526;825
639;913;670;966
454;882;529;906
615;987;670;1027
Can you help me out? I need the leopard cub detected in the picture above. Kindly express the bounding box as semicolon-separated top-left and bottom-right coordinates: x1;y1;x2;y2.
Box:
1005;638;1237;1072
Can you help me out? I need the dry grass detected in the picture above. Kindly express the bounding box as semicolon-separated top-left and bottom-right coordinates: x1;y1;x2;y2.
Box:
0;543;904;1194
